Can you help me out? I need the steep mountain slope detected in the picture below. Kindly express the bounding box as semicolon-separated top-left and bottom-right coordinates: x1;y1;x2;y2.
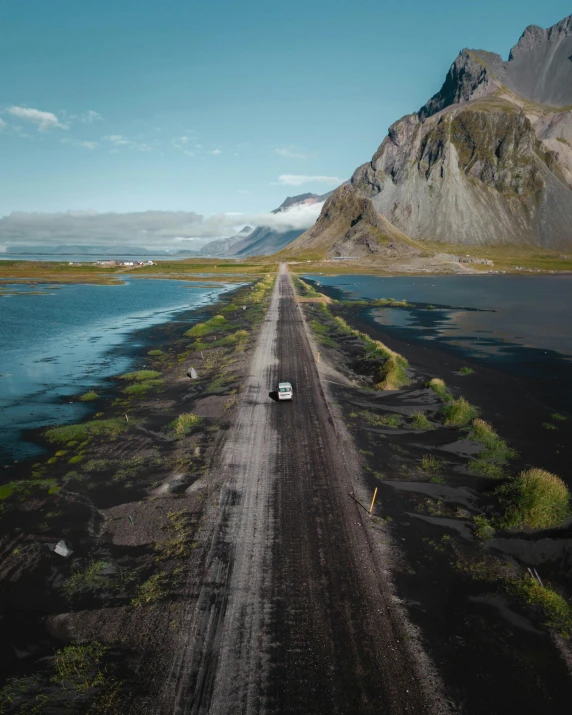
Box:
279;184;421;259
287;13;572;254
226;192;332;256
199;226;253;256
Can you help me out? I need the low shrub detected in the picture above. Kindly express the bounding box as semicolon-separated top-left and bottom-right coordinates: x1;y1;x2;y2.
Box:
459;367;474;376
497;468;571;530
79;390;99;402
148;349;163;356
440;397;479;427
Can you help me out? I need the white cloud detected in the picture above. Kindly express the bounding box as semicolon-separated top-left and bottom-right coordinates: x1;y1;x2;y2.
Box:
0;118;6;131
278;174;342;186
61;138;99;150
103;134;130;146
0;201;325;251
184;150;195;157
7;106;68;131
247;201;325;232
238;189;251;194
196;144;203;149
81;110;103;123
102;135;150;151
172;136;190;149
208;149;222;155
276;147;310;160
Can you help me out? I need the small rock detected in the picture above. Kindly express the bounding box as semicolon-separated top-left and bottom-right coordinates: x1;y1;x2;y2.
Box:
53;540;73;558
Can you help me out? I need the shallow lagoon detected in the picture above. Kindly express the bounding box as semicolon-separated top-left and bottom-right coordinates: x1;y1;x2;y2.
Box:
0;279;234;462
306;274;572;411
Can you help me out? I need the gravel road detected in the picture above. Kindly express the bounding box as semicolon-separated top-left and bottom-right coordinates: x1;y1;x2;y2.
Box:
160;264;441;714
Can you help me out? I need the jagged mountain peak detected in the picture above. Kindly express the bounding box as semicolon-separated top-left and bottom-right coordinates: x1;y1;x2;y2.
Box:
283;12;572;258
420;13;572;121
509;14;572;60
272;193;323;214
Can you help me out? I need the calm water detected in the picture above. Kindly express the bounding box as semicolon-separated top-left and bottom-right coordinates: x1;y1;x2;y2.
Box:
0;279;234;463
306;274;572;409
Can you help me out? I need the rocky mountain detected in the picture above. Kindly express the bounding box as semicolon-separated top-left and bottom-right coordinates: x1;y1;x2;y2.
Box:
279;184;420;259
226;192;333;257
286;13;572;256
199;226;253;256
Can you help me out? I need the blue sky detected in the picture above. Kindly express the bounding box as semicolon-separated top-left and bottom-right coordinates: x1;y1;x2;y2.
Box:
0;0;569;241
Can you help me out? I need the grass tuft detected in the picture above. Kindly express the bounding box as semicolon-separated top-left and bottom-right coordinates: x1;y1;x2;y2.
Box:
131;573;171;607
467;419;516;478
410;411;434;430
420;454;444;473
170;413;203;438
473;514;495;540
506;576;572;638
123;379;163;397
459;367;474;375
440;397;479;427
184;314;226;337
427;377;451;401
120;369;161;381
497;468;571;530
45;418;129;444
360;410;402;428
79;390;99;402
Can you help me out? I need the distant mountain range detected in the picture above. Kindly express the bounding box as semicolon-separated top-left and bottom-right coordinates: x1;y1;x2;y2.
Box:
282;13;572;258
225;192;333;257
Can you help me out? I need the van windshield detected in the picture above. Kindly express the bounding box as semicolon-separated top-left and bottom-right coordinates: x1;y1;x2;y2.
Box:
279;387;291;392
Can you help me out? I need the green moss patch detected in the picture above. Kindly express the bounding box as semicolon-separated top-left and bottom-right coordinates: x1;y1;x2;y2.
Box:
45;418;129;444
119;369;162;381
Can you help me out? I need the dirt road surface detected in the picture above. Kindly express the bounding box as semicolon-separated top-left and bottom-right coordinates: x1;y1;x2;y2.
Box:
160;264;442;714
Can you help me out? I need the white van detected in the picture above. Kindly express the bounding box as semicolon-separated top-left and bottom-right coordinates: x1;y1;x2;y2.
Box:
278;382;293;400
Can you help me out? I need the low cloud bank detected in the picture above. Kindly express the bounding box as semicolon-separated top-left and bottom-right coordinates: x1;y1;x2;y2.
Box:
0;201;325;251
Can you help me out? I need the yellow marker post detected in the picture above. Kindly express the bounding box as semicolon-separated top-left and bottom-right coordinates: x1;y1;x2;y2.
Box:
317;351;320;364
369;487;378;514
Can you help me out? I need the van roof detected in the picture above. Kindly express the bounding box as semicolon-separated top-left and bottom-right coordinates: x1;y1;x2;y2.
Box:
278;382;292;388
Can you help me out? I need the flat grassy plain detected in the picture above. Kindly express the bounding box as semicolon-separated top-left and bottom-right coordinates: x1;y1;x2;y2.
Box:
287;243;572;274
0;258;278;286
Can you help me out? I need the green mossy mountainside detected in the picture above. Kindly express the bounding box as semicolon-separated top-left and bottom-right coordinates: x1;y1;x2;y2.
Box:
282;13;572;258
